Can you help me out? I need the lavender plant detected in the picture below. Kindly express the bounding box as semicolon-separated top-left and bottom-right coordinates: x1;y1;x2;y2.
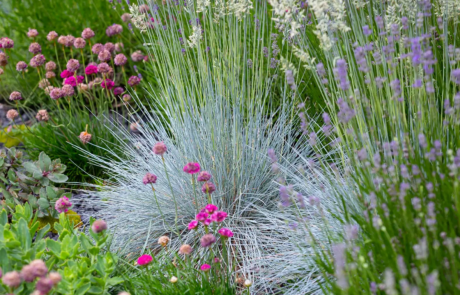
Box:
269;0;460;293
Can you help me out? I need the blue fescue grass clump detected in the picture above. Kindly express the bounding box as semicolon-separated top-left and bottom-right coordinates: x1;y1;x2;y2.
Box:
268;0;460;293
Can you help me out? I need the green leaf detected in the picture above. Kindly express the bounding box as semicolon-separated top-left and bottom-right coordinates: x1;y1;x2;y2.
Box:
0;210;7;226
39;152;52;171
87;286;104;294
46;186;57;199
18;218;32;249
75;283;91;295
106;277;124;286
47;173;68;183
37;198;50;209
46;239;62;256
23;162;41;174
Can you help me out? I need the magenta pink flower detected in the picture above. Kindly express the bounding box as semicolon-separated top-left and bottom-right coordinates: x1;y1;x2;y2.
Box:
211;211;227;223
55;196;72;213
1;37;14;49
142;172;157;185
218;228;234;238
30;54;46;67
114;53;128;66
201;182;216;194
64;76;84;87
113;87;124;96
85;65;98;75
196;212;208;222
197;171;212;182
205;204;218;214
91;220;107;233
16;61;28;72
153;142;167;156
200;234;216;247
203;218;212;226
29;42;42;54
60;70;74;79
82;28;95;39
183;162;200;174
200;264;211;272
137;254;153;266
128;75;141;87
101;79;115;90
188;220;199;230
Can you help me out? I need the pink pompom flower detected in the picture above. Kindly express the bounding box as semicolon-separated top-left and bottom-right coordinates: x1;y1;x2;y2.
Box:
85;65;98;75
113;87;124;96
91;43;104;54
200;234;216;247
55;196;72;213
203;218;213;226
128;75;141;87
137;254;153;266
218;228;234;238
211;211;227;223
60;70;74;79
82;28;95;39
197;171;212;182
196;212;208;222
153;142;167;156
101;79;115;90
91;220;108;233
202;182;216;194
183;162;200;174
64;76;84;87
188;220;199;230
66;59;80;72
205;204;218;214
114;53;128;66
200;264;211;272
142;173;157;185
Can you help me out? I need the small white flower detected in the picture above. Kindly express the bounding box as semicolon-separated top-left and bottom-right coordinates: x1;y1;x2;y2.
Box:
170;276;178;283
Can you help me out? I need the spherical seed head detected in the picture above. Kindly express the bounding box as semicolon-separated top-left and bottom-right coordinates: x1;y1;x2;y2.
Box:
179;244;193;255
30;54;46;67
0;52;9;67
97;62;111;74
153;141;167;156
197;171;212;182
91;44;103;55
66;59;80;72
200;234;216;247
46;71;56;79
38;79;50;89
29;42;42;54
9;91;22;101
142;172;157;185
131;50;144;62
121;13;131;22
27;28;39;38
2;271;21;287
92;220;108;233
57;35;68;45
79;131;92;144
114;54;128;66
62;84;75;97
244;280;252;287
82;28;95;39
55;196;72;213
104;42;115;53
74;37;86;49
48;272;62;285
1;37;14;48
16;61;28;72
98;50;112;62
50;88;63;99
65;35;75;47
36;110;50;122
36;277;54;294
128;75;141;86
45;61;56;71
20;265;36;282
158;236;170;247
30;259;48;278
47;31;58;41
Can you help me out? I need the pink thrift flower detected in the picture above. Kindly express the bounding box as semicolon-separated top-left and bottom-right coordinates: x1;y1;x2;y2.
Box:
91;43;104;54
104;42;115;52
113;87;124;96
115;42;124;52
82;28;95;39
1;38;14;49
50;88;63;100
201;182;216;194
47;31;58;41
79;131;92;144
74;37;86;49
45;61;56;71
64;35;75;47
197;171;212;182
60;70;74;79
66;59;80;72
214;258;221;263
218;228;234;238
200;264;211;272
6;109;19;121
137;254;153;266
57;35;67;45
196;212;208;222
114;53;128;66
101;79;115;89
205;204;218;214
55;196;72;213
200;234;216;247
91;220;108;233
121;13;131;22
16;61;28;72
27;28;39;38
183;162;200;174
142;173;157;185
64;76;84;87
97;62;112;74
211;211;227;223
98;50;112;62
85;65;98;75
9;91;22;101
153;142;167;156
62;84;75;97
128;75;141;87
29;42;42;54
46;71;56;79
131;50;145;62
30;54;46;67
203;218;212;226
188;220;199;230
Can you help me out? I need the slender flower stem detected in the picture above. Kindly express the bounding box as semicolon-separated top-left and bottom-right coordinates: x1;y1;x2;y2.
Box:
162;156;179;228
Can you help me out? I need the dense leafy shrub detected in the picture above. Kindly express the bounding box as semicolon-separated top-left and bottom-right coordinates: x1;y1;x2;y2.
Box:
0;204;123;294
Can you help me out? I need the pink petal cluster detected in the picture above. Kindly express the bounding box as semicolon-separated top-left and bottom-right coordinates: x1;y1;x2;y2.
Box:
183;162;200;174
104;42;115;53
142;172;157;185
200;234;216;247
106;24;123;37
128;75;141;87
200;264;211;271
137;254;153;266
101;79;115;89
30;54;46;67
82;28;95;39
188;220;199;229
55;196;72;213
74;37;86;49
85;65;98;75
153;142;167;156
1;37;14;48
47;31;58;41
92;43;104;54
201;182;216;194
197;171;212;182
92;220;108;233
16;61;28;72
114;53;128;66
113;87;124;96
60;70;74;79
64;76;84;87
205;204;218;214
218;227;234;238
